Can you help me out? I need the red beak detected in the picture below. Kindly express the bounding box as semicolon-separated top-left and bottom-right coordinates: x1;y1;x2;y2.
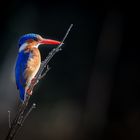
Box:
39;38;61;45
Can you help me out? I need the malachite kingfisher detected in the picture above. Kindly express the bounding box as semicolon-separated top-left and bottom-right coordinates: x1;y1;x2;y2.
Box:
15;33;61;101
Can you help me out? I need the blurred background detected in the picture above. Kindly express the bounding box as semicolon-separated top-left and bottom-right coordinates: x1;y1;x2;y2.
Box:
0;0;139;140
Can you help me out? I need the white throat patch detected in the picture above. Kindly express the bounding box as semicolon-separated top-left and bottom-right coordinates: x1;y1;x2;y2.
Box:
19;43;40;52
34;43;40;48
19;43;28;52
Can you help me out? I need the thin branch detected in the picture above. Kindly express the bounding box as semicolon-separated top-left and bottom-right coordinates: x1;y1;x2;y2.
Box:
21;103;36;126
36;24;73;82
38;65;51;80
8;111;11;128
5;95;30;140
5;24;73;140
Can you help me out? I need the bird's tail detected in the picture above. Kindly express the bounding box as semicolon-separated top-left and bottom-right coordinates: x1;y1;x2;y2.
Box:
19;85;25;101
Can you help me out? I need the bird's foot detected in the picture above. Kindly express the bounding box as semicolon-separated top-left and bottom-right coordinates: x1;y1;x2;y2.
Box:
26;88;32;95
31;78;36;85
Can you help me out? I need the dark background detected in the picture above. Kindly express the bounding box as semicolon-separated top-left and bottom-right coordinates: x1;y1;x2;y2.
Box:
0;0;139;140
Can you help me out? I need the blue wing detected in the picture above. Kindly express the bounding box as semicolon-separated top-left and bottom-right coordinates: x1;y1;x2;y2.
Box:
15;51;30;101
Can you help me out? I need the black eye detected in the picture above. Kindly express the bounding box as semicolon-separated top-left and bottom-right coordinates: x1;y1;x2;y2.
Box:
35;38;38;41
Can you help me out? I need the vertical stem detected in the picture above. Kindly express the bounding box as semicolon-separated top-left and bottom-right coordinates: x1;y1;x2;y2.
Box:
5;95;30;140
8;111;11;128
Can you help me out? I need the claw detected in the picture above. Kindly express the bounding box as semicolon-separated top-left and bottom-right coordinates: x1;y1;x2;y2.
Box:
31;78;36;85
26;88;32;95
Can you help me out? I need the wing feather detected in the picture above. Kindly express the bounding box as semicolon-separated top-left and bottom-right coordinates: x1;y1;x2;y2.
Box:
15;51;30;100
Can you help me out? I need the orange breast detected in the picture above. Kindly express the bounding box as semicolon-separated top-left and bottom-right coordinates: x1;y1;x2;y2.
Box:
24;48;41;83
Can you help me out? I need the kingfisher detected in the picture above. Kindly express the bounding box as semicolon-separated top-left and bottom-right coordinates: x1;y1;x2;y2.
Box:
15;33;61;101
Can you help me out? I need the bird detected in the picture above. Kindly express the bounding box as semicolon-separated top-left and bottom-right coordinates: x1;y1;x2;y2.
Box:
15;33;61;101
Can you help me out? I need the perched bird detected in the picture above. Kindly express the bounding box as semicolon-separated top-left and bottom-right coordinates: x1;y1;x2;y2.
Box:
15;33;61;101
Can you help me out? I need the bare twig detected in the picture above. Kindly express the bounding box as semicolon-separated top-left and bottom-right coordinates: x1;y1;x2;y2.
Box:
21;103;36;126
5;24;73;140
5;95;30;140
8;111;11;128
38;65;51;80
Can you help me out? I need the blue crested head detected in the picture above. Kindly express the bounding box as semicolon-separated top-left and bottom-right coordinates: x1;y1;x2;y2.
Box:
18;33;62;50
18;33;39;47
